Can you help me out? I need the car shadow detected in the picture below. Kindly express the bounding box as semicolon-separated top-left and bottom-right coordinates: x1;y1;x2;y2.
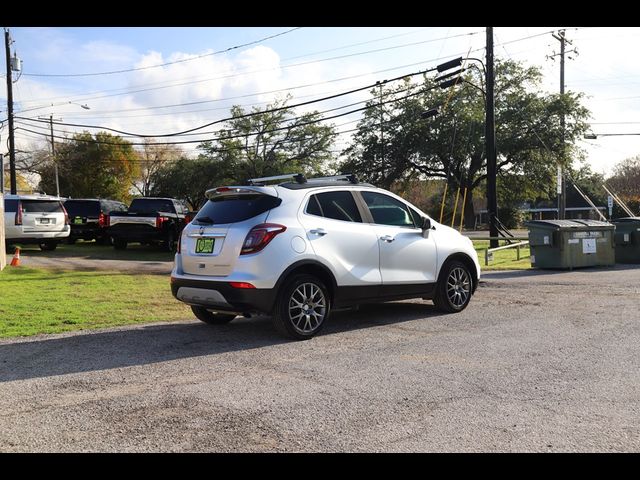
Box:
0;302;442;383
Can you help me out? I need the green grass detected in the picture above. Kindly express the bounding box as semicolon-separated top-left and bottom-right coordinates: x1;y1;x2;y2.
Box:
7;239;174;262
0;266;190;338
472;240;532;270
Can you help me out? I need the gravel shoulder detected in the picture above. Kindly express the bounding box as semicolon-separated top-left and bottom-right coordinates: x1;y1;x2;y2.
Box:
1;265;639;452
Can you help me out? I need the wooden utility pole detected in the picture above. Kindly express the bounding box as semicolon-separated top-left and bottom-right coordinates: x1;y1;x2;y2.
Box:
4;29;17;195
485;27;498;248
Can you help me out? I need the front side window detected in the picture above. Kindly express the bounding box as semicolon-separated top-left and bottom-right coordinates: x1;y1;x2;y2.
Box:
306;191;362;223
361;191;415;227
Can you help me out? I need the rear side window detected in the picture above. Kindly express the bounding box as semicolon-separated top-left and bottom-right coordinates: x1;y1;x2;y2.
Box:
195;194;282;224
4;199;18;212
65;200;100;217
361;191;415;227
22;200;63;213
306;191;362;223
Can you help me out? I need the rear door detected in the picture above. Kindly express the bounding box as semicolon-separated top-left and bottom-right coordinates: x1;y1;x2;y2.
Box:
65;200;100;226
21;200;66;233
358;191;437;284
298;190;381;287
181;187;281;277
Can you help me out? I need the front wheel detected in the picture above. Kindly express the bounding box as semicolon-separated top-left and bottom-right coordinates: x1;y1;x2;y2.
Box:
191;306;236;325
39;241;57;251
433;260;473;313
272;274;331;340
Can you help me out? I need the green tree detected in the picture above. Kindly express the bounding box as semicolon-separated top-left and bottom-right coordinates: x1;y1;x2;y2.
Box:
38;131;140;202
198;97;336;182
607;155;640;215
341;60;591;227
149;157;221;210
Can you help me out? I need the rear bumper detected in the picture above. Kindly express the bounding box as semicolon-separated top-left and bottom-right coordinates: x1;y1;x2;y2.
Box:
69;225;107;240
7;229;70;243
170;276;276;314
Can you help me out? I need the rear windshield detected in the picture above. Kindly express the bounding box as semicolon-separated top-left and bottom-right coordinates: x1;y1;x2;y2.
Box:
128;199;175;214
195;194;282;225
3;199;18;212
22;200;63;213
64;200;100;217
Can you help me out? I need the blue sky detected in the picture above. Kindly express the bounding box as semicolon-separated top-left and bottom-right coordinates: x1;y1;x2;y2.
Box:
3;26;640;177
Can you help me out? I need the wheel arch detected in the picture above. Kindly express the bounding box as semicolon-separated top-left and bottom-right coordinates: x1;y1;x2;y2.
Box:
439;252;478;293
274;260;338;305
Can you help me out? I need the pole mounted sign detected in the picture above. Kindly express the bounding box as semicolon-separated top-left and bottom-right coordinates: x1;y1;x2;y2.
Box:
608;195;614;218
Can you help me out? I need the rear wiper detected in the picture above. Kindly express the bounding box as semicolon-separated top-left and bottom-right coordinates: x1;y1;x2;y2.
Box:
196;216;214;224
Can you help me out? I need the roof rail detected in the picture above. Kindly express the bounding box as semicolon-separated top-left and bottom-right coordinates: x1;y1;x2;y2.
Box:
246;173;307;186
307;174;359;184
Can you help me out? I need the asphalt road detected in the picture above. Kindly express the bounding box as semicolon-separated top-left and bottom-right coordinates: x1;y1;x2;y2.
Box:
1;265;639;452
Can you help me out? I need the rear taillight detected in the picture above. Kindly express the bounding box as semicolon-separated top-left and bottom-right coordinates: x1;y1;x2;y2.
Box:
156;216;169;229
230;282;256;289
61;203;69;225
177;230;183;254
98;212;110;227
15;201;22;225
240;223;287;255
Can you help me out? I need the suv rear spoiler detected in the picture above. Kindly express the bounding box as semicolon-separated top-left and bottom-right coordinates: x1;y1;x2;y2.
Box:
204;186;278;200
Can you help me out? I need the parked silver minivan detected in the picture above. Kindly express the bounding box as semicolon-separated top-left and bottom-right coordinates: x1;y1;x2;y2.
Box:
3;194;70;251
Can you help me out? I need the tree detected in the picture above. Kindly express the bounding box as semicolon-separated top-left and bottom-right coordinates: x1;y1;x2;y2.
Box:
608;155;640;214
132;139;183;197
341;60;591;227
38;131;140;202
149;157;219;210
198;97;336;182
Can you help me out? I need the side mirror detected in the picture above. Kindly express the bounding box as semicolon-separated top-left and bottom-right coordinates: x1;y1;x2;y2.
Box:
421;217;432;231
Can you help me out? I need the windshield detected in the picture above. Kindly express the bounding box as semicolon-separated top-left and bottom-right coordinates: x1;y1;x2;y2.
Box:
64;200;101;217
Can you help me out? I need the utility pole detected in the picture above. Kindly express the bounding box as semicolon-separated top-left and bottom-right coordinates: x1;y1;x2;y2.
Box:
377;80;386;183
485;27;498;248
4;29;17;195
550;29;577;220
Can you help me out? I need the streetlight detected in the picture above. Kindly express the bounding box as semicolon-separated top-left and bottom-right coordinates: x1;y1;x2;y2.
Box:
38;103;91;197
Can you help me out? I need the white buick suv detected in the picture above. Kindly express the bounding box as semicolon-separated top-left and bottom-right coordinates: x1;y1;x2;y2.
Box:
171;174;480;340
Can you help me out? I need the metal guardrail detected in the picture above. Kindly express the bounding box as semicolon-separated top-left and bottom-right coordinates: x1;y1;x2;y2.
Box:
475;239;530;266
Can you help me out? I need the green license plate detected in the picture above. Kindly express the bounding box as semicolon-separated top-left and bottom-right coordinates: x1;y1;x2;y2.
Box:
195;237;214;254
74;216;83;224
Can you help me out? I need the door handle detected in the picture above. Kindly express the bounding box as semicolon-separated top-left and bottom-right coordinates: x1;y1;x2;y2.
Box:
380;235;395;243
310;228;327;236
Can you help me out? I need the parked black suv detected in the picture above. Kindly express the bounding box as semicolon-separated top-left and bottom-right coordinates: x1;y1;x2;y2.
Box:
64;198;128;244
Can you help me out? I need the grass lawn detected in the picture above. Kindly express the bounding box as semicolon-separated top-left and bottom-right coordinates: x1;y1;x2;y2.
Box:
0;266;191;338
472;239;532;271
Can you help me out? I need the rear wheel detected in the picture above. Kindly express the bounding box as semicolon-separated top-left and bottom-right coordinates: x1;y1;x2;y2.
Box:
113;238;127;250
433;260;473;313
272;274;330;340
191;306;236;324
39;241;57;251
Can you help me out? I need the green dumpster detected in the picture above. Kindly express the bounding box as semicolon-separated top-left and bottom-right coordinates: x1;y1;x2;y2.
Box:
525;219;615;269
611;217;640;264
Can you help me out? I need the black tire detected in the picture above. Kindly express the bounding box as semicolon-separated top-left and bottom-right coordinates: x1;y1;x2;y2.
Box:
39;241;57;251
433;260;473;313
96;235;111;246
113;238;128;250
164;230;177;253
191;306;236;325
272;274;331;340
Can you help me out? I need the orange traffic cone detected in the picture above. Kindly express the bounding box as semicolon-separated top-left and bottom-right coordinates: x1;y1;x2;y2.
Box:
10;247;21;267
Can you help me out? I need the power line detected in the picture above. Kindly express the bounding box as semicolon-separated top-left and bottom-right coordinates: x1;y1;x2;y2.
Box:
21;27;303;77
15;68;431;138
15;30;483;108
14;83;437;147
